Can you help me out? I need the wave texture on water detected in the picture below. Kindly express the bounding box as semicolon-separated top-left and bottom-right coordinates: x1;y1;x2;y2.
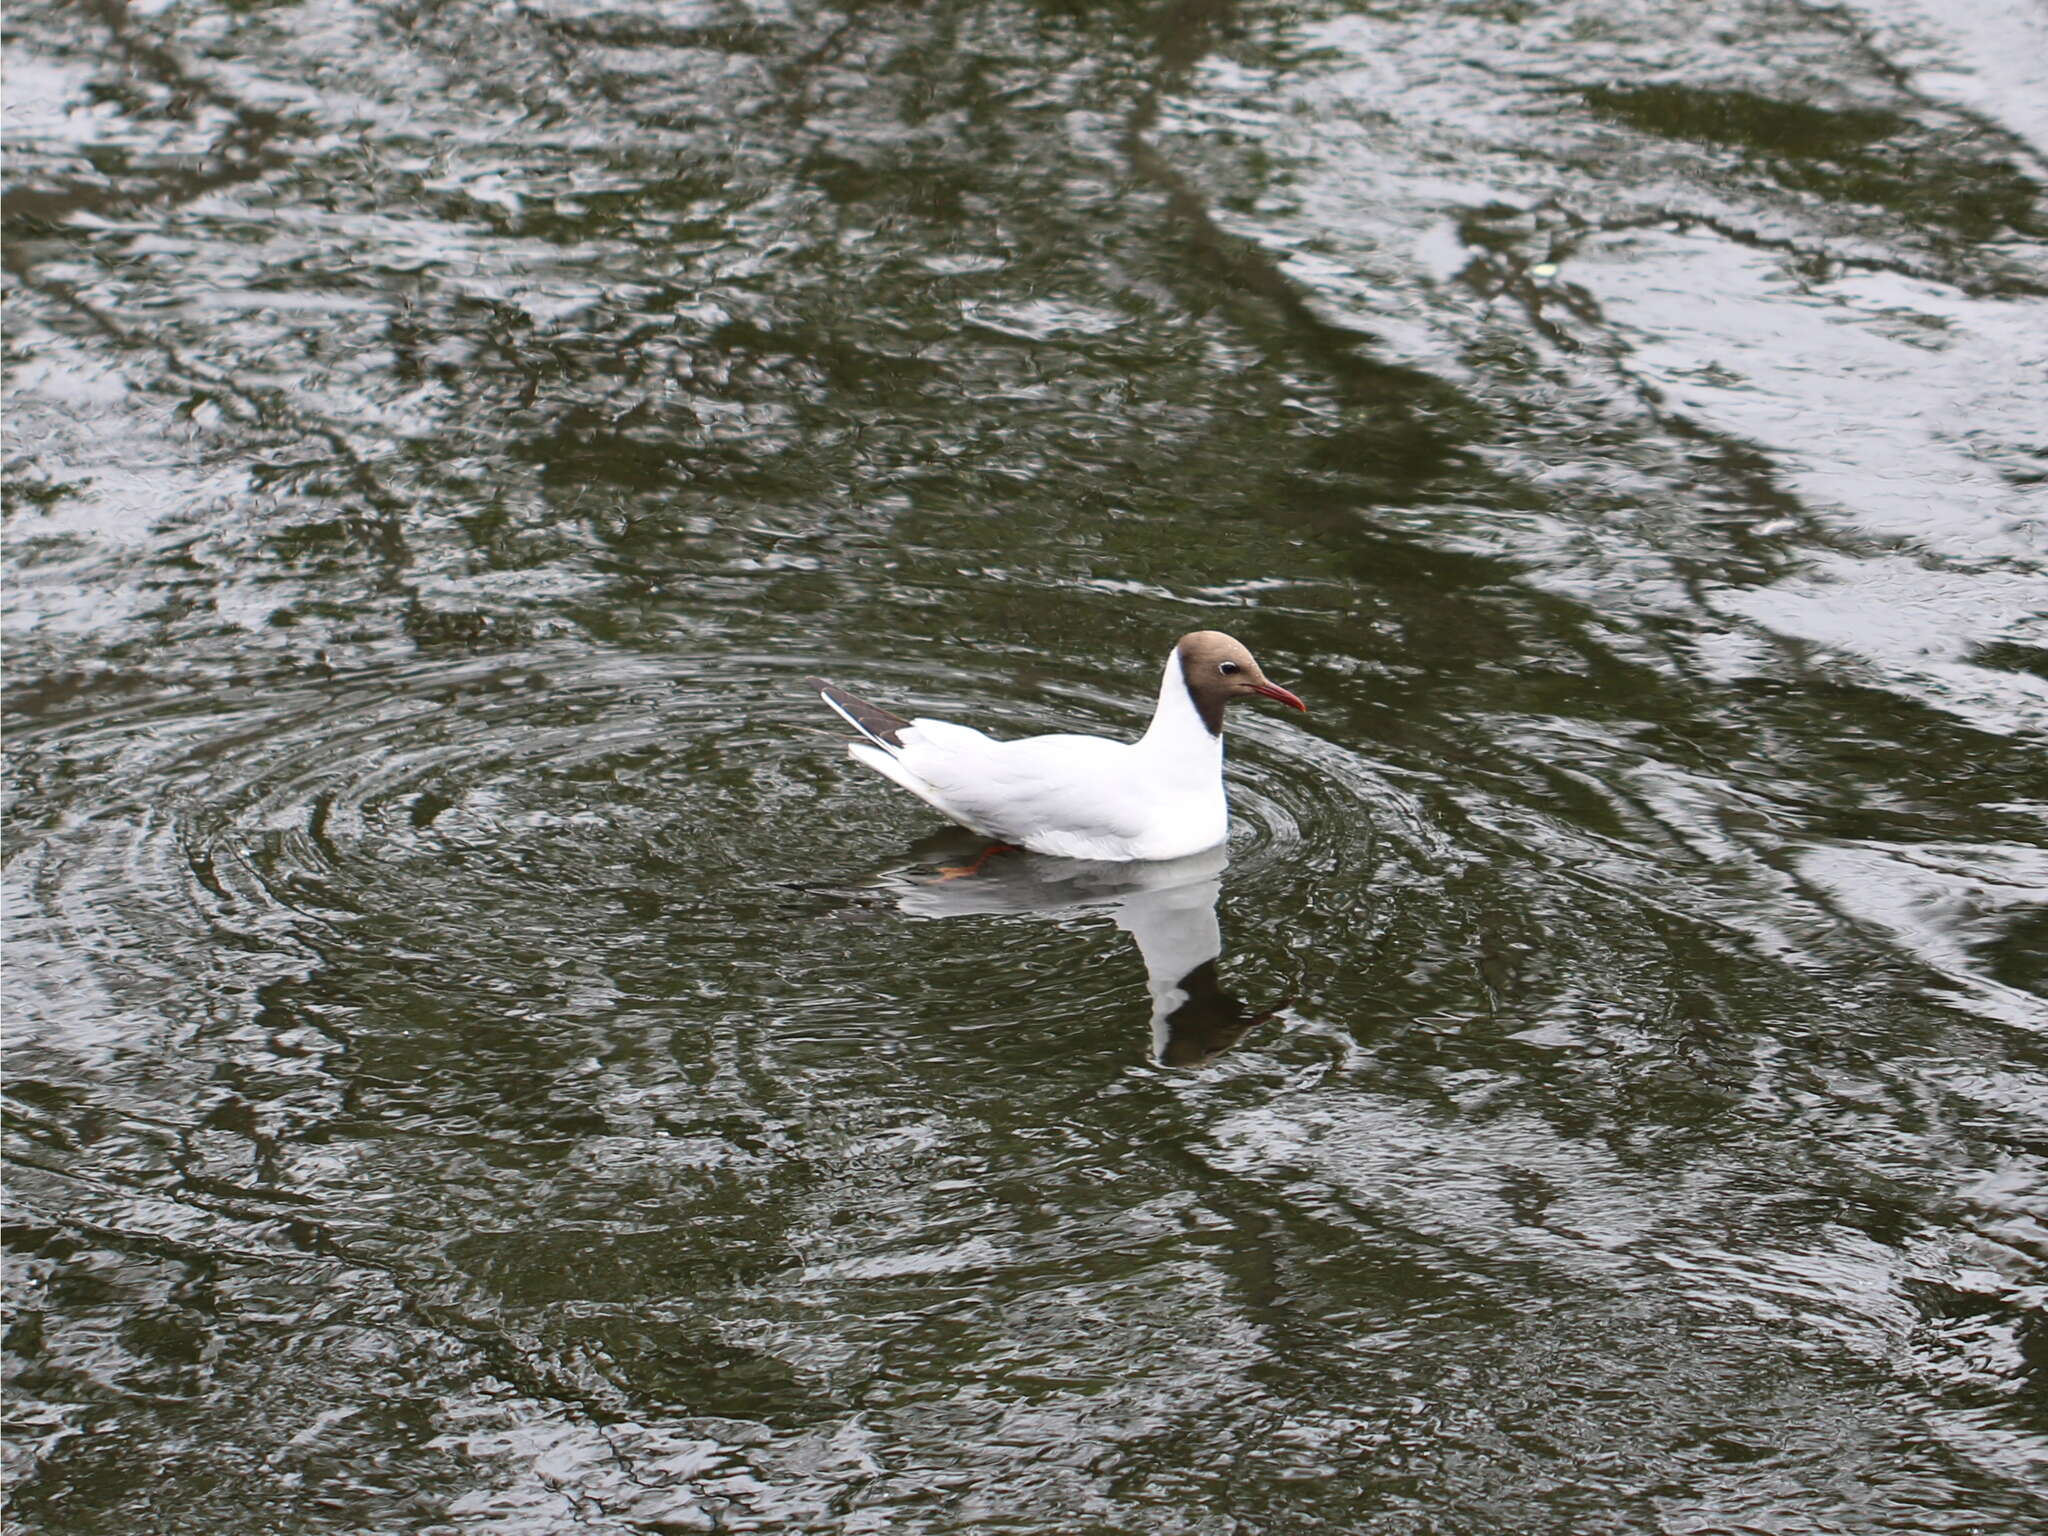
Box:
5;0;2046;1530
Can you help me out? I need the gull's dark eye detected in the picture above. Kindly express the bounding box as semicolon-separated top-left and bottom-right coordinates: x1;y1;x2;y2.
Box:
1219;661;1240;675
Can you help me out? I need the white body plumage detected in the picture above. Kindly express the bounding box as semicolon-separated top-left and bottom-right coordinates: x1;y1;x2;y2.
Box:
810;633;1304;863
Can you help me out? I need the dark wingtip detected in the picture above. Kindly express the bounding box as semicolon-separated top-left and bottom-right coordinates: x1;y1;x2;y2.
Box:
809;676;913;748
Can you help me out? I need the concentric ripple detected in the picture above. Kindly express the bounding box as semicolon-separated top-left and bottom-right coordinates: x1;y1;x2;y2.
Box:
6;644;1419;1087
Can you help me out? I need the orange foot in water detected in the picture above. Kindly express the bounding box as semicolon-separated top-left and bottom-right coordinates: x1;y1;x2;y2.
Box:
936;842;1021;880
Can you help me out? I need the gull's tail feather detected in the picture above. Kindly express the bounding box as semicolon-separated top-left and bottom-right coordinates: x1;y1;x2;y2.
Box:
809;676;1000;839
848;742;997;838
806;676;912;751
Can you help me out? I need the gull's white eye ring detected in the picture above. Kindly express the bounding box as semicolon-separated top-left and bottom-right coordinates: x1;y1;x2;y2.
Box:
1219;661;1240;675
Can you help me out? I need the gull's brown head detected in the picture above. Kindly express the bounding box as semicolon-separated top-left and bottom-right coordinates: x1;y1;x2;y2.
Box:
1174;630;1306;735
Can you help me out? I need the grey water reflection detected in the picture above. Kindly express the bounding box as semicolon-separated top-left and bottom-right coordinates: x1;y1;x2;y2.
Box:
885;842;1282;1066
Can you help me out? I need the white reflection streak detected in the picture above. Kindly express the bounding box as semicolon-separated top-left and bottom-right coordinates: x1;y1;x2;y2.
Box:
885;843;1271;1064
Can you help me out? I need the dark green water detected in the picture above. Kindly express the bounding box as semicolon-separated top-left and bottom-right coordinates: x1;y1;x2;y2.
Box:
5;0;2046;1530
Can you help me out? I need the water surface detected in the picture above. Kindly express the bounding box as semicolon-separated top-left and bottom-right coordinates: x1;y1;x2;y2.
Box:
5;0;2046;1531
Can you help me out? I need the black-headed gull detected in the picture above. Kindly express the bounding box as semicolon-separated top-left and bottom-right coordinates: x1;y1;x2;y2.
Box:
807;631;1306;862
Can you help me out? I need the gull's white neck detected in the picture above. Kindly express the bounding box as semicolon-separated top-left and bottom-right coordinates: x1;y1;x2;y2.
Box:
1136;649;1224;769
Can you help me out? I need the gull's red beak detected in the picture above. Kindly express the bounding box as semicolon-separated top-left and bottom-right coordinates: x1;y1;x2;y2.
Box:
1251;681;1307;713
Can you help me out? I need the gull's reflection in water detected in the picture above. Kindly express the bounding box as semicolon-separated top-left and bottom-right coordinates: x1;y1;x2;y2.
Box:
884;838;1284;1066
